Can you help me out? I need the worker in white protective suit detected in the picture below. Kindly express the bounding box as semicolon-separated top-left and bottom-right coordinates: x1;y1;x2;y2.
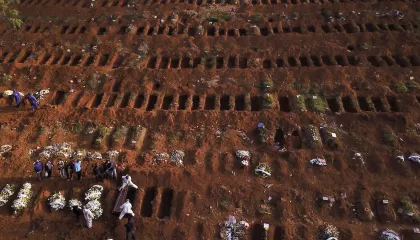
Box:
83;207;94;228
119;199;135;220
118;175;138;191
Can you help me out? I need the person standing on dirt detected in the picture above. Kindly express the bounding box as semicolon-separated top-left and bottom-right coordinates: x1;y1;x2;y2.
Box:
66;162;73;181
33;159;43;181
118;175;138;191
57;159;66;178
12;89;21;108
125;218;136;240
119;199;135;220
83;207;94;228
72;205;83;221
93;163;103;182
105;160;117;179
74;159;82;181
27;93;39;111
45;160;53;178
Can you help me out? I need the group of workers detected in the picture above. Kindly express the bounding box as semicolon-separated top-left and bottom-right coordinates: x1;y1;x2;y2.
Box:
34;157;138;239
71;196;136;239
70;173;138;239
0;89;39;110
117;176;138;240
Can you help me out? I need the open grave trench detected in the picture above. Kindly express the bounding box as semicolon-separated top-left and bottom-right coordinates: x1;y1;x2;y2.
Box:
29;89;410;114
1;174;420;240
9;20;419;37
7;111;420;180
2;49;420;69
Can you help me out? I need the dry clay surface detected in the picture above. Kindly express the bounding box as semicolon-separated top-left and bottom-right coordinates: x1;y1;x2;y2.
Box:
1;0;420;239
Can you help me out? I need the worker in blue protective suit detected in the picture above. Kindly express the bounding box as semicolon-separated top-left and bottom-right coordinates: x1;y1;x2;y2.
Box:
27;93;39;111
13;89;21;107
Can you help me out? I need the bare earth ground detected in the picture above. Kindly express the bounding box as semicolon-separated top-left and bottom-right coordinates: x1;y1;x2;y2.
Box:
1;0;420;239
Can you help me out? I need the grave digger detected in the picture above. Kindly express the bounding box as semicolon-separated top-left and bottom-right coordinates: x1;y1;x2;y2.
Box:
1;89;49;107
112;183;138;217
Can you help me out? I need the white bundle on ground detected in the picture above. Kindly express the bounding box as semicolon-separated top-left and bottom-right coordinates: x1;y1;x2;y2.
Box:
84;199;103;219
36;89;50;100
380;230;400;240
0;184;17;206
85;185;103;201
319;224;339;240
220;216;249;240
235;150;250;160
170;150;185;166
255;163;272;178
107;150;119;161
84;185;104;219
87;151;102;160
310;158;327;166
236;150;250;167
153;152;169;165
12;183;32;214
39;142;73;159
72;150;87;159
68;199;82;209
48;192;66;211
408;153;420;164
353;152;365;164
3;90;13;96
0;145;12;155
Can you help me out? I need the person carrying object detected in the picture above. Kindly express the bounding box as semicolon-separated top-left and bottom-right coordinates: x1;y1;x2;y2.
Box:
119;175;138;191
13;89;21;108
27;93;39;111
119;199;135;220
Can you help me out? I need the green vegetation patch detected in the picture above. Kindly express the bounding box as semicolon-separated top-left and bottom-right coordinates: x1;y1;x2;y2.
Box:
381;126;398;147
205;10;232;22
